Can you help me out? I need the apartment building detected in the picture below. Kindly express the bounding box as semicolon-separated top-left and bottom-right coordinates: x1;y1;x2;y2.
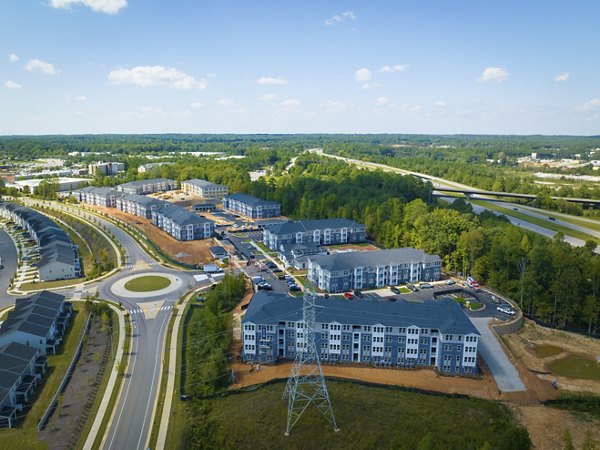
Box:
151;205;215;241
222;193;280;218
115;194;169;219
0;203;80;281
181;179;228;201
116;178;177;195
307;248;442;293
137;162;174;173
88;162;125;176
74;186;125;207
263;218;366;250
241;292;479;376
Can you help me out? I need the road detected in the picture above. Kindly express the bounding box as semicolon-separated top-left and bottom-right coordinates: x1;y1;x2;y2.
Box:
13;199;212;450
313;149;600;252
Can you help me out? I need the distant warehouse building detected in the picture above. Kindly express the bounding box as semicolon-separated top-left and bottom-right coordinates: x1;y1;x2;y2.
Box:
307;248;441;293
181;179;228;201
241;292;479;375
116;178;177;195
263;218;366;250
151;205;215;241
222;193;280;219
73;186;125;207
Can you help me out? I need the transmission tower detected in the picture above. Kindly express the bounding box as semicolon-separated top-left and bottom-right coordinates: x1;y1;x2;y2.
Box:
282;287;339;436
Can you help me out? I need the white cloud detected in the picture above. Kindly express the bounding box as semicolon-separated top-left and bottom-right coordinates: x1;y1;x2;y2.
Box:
261;94;279;102
361;82;381;90
582;99;600;111
50;0;127;14
108;66;208;90
9;53;19;62
324;11;356;26
217;98;234;107
375;96;392;107
4;81;22;90
320;100;353;112
25;59;59;75
257;76;288;86
354;68;372;83
434;100;447;107
76;95;87;101
554;72;570;82
379;64;409;74
281;98;301;108
477;67;508;84
191;102;203;109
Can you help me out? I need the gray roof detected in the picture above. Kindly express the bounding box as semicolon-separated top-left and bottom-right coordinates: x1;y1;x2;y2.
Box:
267;218;364;236
118;178;174;189
155;204;214;226
122;194;169;208
76;186;124;197
309;248;441;272
225;193;279;207
243;292;479;336
0;369;21;390
0;291;65;339
0;343;38;361
183;179;223;189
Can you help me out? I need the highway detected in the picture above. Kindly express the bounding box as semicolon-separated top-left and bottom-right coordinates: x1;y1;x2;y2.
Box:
11;199;211;450
314;149;600;252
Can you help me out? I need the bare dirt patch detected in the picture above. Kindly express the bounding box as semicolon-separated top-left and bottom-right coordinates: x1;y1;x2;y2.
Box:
326;243;380;252
93;206;216;265
502;319;600;395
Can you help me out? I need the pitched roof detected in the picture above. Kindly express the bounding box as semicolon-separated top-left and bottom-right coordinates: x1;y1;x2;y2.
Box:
243;292;479;336
266;218;364;236
224;193;279;207
183;179;223;189
0;291;65;339
118;178;174;189
309;248;441;271
121;194;169;208
155;204;213;226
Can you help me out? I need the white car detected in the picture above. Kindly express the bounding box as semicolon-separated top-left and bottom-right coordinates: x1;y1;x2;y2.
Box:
497;306;515;316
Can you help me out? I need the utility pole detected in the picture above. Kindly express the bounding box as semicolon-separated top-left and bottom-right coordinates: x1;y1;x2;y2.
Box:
283;287;339;436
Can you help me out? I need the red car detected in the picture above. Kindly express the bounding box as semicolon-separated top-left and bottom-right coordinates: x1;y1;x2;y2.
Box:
344;292;353;300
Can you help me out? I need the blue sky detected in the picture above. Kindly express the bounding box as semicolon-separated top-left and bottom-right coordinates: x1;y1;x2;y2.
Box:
1;0;599;135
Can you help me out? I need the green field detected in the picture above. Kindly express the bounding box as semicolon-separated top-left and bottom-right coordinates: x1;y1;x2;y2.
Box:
173;380;531;449
532;344;564;358
124;275;171;292
548;355;600;380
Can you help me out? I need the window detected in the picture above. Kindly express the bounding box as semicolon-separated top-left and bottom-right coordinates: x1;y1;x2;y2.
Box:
398;337;406;344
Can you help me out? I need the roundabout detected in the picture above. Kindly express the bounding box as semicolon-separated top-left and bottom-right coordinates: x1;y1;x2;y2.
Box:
110;272;184;299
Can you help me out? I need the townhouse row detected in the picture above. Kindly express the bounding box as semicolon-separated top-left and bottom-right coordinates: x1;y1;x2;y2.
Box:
242;292;479;376
0;203;81;281
0;291;70;428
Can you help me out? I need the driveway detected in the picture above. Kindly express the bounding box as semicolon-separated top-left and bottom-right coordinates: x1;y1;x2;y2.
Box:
470;317;526;392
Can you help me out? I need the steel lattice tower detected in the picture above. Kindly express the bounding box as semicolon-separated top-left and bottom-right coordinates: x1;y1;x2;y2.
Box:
282;288;339;436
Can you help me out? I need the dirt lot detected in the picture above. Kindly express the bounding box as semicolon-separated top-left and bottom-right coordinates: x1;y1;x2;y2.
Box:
94;206;216;265
40;314;112;449
502;319;600;395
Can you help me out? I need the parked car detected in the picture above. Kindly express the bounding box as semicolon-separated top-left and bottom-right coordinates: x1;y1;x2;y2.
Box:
251;276;265;284
420;283;433;289
344;292;353;300
266;261;277;269
548;217;556;221
445;279;456;285
289;285;301;292
258;282;273;291
497;305;515;316
390;286;400;294
323;294;330;299
277;274;286;280
354;290;364;298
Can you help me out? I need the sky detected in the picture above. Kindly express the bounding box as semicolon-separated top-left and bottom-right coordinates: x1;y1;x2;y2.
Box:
1;0;600;135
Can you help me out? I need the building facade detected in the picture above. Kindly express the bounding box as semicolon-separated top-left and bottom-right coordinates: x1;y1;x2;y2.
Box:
151;205;215;241
115;194;169;219
263;218;366;250
181;179;228;201
88;162;125;176
116;178;177;195
242;292;479;376
74;186;125;207
222;193;280;218
307;248;442;293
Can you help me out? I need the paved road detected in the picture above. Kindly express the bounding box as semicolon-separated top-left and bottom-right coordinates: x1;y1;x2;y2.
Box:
0;228;18;309
17;199;211;450
470;317;526;392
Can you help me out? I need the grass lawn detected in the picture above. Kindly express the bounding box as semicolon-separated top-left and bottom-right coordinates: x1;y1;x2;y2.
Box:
471;200;599;244
548;355;600;380
253;241;274;254
532;344;564;358
124;275;171;292
397;286;411;294
0;304;87;449
20;277;86;291
175;379;530;449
